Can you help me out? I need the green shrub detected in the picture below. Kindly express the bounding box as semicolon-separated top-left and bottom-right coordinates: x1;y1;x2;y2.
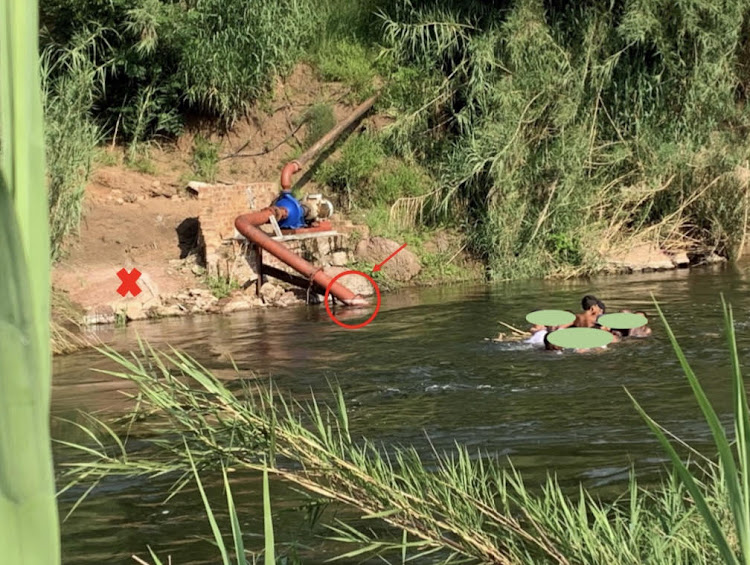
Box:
315;133;385;208
300;103;336;149
205;272;239;299
314;38;376;99
376;0;750;278
367;160;430;206
191;135;219;182
40;0;324;138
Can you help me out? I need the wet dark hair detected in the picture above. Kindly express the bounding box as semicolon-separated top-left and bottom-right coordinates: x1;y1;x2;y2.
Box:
581;295;600;310
597;300;606;313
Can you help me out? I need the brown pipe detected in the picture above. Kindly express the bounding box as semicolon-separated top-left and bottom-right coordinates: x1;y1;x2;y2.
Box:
279;94;378;190
280;161;302;191
235;208;368;306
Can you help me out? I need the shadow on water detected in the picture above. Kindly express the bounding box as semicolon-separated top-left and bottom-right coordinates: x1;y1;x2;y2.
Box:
53;261;750;563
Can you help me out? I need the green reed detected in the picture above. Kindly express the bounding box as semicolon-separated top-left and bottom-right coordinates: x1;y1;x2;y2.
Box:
0;0;60;562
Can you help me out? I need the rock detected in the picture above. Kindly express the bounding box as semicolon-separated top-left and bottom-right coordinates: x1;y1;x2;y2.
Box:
331;251;348;266
222;297;252;313
82;305;116;325
355;237;421;281
260;282;284;302
668;251;690;268
158;304;188;318
604;243;675;272
152;180;161;188
124;193;138;203
277;290;303;307
688;251;727;266
194;296;218;311
188;288;212;297
323;267;376;296
125;301;147;321
192;265;205;276
115;197;125;205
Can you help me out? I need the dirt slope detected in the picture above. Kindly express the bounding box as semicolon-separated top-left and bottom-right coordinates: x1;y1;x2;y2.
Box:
52;65;375;316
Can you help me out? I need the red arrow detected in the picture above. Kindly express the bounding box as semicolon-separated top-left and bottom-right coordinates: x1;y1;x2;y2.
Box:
373;243;407;272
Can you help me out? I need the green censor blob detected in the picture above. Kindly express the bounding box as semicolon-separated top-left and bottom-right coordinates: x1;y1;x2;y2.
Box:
525;309;576;327
547;327;614;350
597;313;648;330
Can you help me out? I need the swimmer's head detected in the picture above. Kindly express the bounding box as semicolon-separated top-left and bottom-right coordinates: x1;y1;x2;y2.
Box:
582;295;605;316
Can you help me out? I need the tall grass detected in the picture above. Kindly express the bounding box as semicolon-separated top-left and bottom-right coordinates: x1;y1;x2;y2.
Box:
0;0;60;562
42;37;102;260
372;0;750;278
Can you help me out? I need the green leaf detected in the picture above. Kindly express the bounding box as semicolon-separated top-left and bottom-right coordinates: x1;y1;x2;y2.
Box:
263;465;276;565
0;0;59;562
186;444;230;565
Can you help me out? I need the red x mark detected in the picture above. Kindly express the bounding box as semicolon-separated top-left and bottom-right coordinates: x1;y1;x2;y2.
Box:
116;268;142;297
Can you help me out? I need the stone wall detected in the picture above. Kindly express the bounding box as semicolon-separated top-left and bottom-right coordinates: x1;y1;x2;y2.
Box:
193;181;278;270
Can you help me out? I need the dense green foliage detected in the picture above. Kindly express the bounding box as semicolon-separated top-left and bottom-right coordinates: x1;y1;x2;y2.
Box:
370;0;750;277
40;0;324;137
40;0;750;276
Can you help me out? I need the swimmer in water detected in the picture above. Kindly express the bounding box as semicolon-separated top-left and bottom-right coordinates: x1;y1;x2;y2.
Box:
574;295;605;328
543;331;563;351
613;309;652;338
629;310;652;337
527;311;575;347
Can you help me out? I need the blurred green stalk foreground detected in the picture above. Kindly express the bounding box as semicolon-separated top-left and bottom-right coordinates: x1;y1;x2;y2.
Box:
0;0;61;563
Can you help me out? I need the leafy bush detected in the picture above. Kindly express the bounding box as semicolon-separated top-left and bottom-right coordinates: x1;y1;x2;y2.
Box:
40;0;325;140
315;133;385;208
300;103;336;149
191;135;219;182
314;39;377;99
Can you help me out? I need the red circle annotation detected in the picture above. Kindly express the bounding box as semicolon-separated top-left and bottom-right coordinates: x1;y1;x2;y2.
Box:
324;270;381;329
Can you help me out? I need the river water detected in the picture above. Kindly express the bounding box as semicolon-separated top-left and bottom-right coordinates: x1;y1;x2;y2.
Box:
53;262;750;563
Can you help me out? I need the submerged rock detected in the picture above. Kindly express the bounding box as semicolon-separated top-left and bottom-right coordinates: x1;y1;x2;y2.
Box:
221;296;252;314
82;305;116;325
259;282;284;303
323;267;376;296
